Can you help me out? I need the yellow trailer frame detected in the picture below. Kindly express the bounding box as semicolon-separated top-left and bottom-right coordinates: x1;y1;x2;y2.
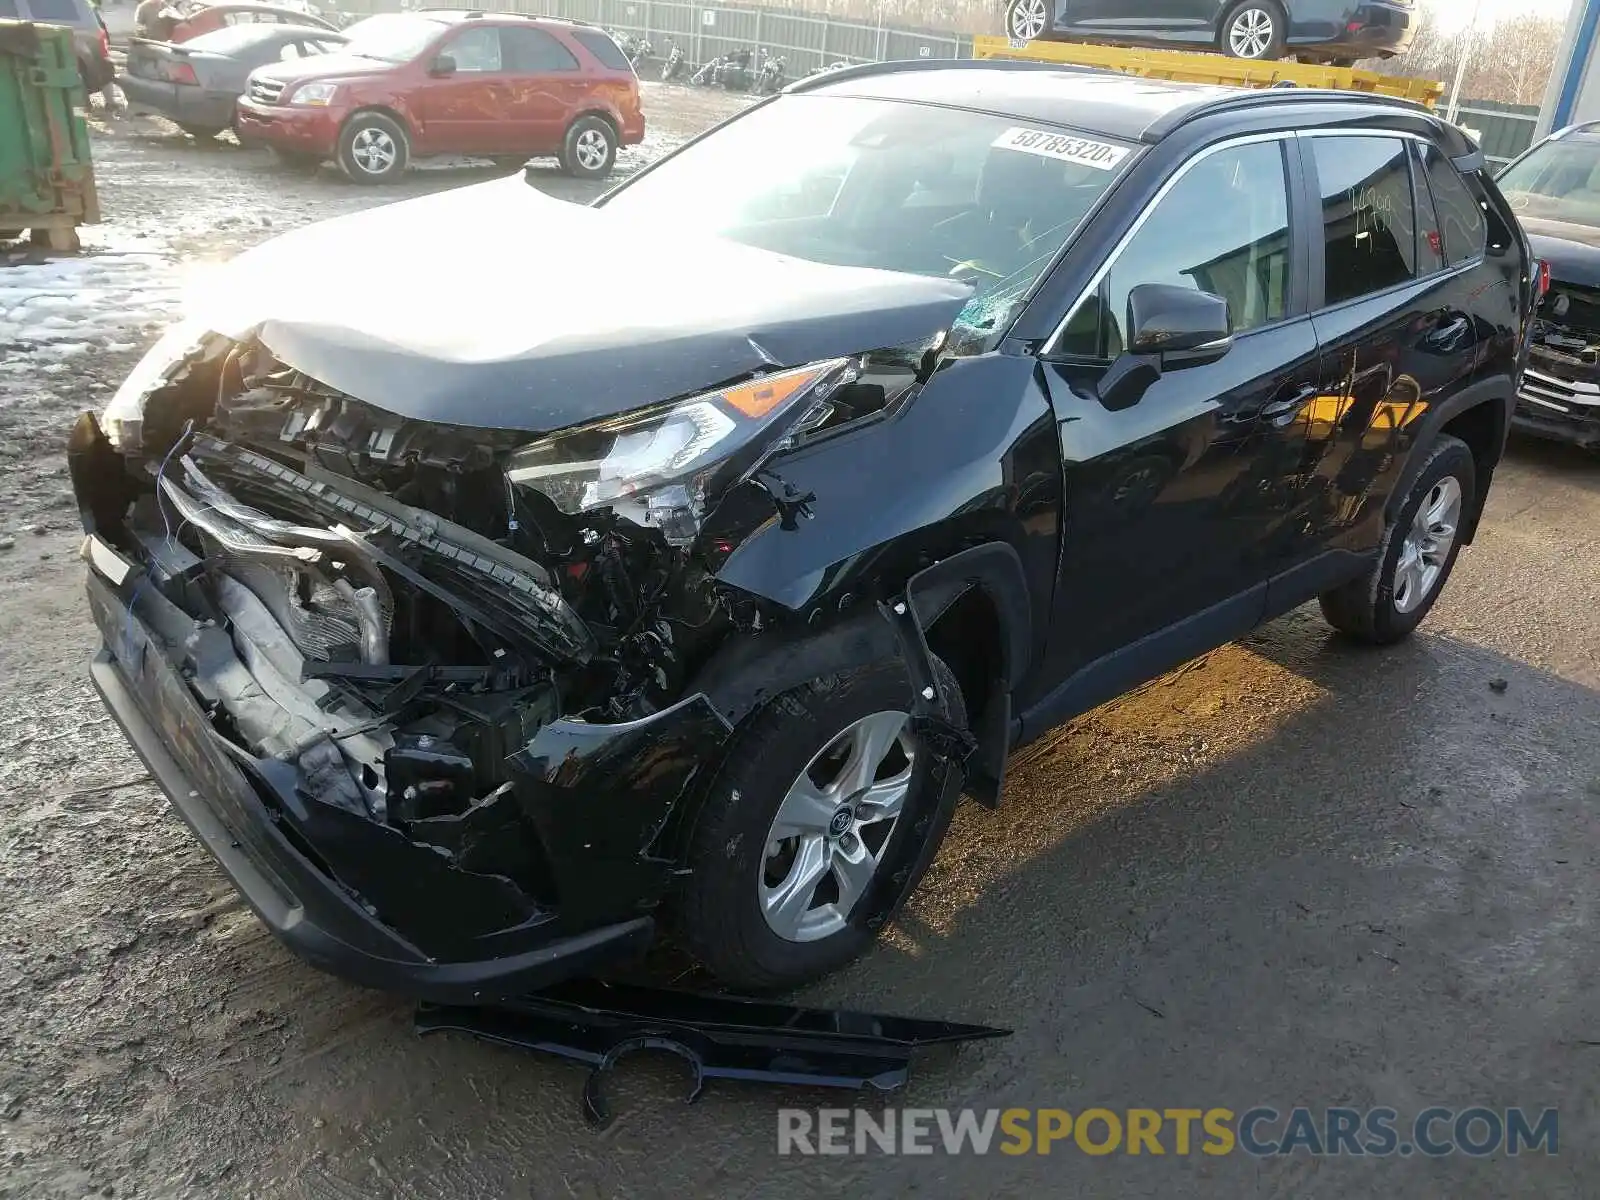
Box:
972;35;1443;109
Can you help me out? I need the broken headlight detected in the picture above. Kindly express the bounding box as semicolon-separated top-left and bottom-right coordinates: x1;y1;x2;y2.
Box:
505;358;855;545
100;319;207;452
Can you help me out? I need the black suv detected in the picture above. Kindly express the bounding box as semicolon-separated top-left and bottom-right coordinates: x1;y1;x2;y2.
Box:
71;62;1530;999
1004;1;1418;65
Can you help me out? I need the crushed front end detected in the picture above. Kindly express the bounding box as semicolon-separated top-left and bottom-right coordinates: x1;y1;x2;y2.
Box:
71;334;751;1000
1516;281;1600;450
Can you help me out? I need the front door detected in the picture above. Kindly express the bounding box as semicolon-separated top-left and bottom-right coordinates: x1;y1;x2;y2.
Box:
412;26;509;155
1032;136;1320;704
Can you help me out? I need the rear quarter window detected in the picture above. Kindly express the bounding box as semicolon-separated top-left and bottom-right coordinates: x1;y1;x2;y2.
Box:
1420;143;1487;265
573;29;632;72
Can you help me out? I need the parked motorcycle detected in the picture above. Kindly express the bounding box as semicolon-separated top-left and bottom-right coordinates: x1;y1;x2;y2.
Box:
689;54;727;87
755;53;787;94
660;40;686;81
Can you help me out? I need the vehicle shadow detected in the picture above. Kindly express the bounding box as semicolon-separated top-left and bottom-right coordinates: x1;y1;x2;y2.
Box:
751;609;1597;1187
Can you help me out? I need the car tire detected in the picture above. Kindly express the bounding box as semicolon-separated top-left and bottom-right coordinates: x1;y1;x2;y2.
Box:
1220;1;1287;60
1319;434;1475;645
558;115;617;179
337;111;409;185
674;654;967;992
1005;0;1052;42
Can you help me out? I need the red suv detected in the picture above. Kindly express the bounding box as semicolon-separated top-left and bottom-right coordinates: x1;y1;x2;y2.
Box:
235;10;644;183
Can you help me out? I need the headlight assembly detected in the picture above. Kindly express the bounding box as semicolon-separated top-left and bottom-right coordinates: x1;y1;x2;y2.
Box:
288;82;339;107
99;319;207;452
505;358;856;545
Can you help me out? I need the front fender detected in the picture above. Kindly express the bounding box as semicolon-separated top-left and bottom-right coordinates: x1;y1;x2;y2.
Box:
708;353;1062;671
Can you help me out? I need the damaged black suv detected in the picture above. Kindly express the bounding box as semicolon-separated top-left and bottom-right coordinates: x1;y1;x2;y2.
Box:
71;61;1532;999
1498;120;1600;450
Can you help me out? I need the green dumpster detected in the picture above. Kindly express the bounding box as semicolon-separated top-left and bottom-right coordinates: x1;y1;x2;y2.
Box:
0;19;98;251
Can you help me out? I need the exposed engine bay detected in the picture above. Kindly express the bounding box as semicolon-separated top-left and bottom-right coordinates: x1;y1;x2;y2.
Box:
79;330;932;871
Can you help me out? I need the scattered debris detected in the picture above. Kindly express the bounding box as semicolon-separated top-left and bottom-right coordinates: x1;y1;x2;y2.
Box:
415;979;1009;1128
1489;678;1509;694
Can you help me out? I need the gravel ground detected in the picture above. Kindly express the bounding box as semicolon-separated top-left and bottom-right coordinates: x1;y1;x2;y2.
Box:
2;86;1599;1200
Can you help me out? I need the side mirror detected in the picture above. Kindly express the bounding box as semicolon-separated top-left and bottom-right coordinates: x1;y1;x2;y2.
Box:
1095;284;1233;412
429;53;456;76
1127;283;1234;362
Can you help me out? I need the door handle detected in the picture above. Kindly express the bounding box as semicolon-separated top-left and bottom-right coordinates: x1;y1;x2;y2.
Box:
1260;385;1318;428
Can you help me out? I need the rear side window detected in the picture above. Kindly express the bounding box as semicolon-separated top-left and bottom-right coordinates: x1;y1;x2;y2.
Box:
1312;136;1421;307
1420;143;1487;266
502;26;579;72
25;0;81;21
573;29;631;71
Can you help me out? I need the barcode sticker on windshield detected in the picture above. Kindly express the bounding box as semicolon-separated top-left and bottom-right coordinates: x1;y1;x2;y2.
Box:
991;127;1129;171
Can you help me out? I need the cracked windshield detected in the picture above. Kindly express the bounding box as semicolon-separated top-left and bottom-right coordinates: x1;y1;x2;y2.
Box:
598;93;1133;344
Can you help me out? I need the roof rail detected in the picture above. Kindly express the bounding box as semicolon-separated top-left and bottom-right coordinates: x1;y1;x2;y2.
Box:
783;55;1111;94
1144;86;1430;141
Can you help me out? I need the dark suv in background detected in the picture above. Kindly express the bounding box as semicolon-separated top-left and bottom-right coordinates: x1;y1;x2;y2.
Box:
0;0;116;90
1497;121;1600;450
1005;0;1418;65
74;63;1529;1000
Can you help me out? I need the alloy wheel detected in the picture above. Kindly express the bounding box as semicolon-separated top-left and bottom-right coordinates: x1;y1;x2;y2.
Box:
1393;476;1462;614
1008;0;1049;42
758;710;916;943
574;128;611;173
349;126;397;176
1228;7;1276;58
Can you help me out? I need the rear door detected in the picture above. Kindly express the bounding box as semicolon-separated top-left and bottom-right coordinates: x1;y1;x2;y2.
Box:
1059;0;1215;35
1293;132;1483;582
412;25;508;154
497;25;583;153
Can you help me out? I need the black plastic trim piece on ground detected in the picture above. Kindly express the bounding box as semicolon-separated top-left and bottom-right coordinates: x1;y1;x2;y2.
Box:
415;979;1010;1128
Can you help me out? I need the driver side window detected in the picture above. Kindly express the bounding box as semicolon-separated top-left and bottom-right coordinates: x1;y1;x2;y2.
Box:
1059;140;1291;359
443;27;502;72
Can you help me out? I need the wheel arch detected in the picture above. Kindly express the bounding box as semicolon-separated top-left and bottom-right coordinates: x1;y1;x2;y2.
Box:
568;107;619;139
1386;375;1513;546
340;104;416;146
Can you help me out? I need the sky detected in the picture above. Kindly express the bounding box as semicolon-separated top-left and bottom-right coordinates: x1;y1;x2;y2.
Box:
1428;0;1573;33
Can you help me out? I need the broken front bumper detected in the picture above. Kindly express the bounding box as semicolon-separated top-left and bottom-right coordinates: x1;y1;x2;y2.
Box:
85;561;731;1002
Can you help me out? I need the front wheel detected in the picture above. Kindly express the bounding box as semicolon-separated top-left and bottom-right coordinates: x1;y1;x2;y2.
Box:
673;656;966;991
1220;1;1286;59
1319;434;1475;645
1006;0;1051;42
558;115;617;179
337;112;409;184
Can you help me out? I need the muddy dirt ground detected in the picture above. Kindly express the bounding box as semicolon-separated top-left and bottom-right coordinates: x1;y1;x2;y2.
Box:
1;84;1598;1199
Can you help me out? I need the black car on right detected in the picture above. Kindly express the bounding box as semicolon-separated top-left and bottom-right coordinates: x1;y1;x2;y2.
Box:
1004;0;1418;65
1498;122;1600;451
